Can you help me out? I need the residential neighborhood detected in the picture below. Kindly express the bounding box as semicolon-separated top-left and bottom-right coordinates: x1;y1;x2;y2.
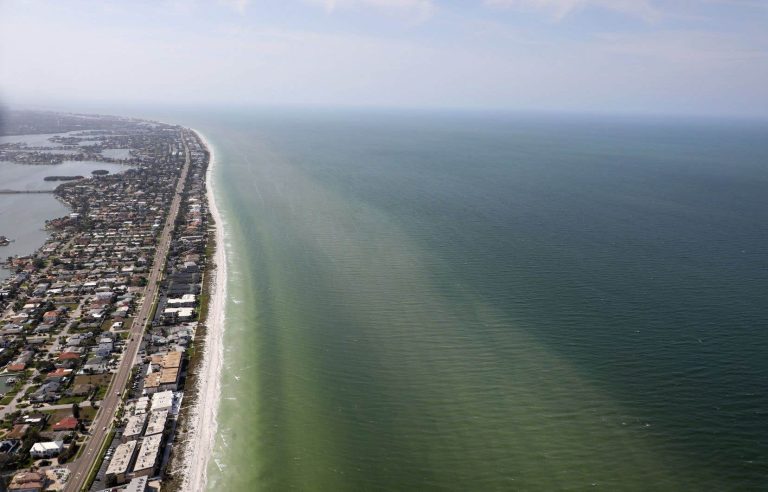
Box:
0;112;212;492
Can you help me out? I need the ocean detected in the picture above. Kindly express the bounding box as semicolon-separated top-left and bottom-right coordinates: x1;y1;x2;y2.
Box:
193;110;768;490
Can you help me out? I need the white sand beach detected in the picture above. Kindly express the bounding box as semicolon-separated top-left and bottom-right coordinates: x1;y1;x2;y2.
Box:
179;129;226;492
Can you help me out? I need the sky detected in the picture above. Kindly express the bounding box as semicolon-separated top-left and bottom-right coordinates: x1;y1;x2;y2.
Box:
1;0;767;117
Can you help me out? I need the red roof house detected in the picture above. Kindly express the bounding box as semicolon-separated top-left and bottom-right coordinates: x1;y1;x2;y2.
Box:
57;352;81;361
46;368;72;379
52;416;79;431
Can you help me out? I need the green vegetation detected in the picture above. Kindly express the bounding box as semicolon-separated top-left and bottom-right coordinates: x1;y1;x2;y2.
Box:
94;385;107;401
73;373;111;387
58;442;80;463
56;395;88;405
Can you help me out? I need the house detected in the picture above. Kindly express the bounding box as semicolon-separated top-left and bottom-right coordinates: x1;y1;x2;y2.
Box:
8;350;34;371
42;311;59;324
83;356;108;373
29;441;64;458
52;416;79;432
26;336;48;346
46;368;72;380
57;351;82;362
7;471;47;492
113;305;130;318
33;323;54;334
65;334;84;346
32;284;49;296
96;340;113;357
21;413;49;429
10;312;29;324
1;324;24;335
29;381;61;403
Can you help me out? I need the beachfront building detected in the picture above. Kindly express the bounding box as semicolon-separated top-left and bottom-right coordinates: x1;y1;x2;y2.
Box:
124;476;148;492
144;409;168;437
150;390;174;412
132;434;162;478
135;396;150;414
166;294;196;308
105;440;137;485
122;414;147;442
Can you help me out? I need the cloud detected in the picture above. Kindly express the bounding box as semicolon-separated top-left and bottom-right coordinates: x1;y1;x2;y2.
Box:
484;0;661;22
596;29;768;63
219;0;251;14
307;0;436;20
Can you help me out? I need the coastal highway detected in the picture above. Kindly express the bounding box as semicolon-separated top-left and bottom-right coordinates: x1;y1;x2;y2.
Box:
65;133;192;492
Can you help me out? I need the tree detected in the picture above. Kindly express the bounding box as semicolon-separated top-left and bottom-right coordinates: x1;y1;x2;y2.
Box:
72;402;80;420
36;360;55;373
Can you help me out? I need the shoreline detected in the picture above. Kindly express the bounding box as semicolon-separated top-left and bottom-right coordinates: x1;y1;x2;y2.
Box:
178;129;227;491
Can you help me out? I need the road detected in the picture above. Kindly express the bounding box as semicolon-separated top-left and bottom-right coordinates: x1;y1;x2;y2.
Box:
64;132;191;492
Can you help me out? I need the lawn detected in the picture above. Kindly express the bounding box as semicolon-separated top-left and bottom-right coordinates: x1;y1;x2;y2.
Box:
57;395;89;405
73;374;112;387
100;316;133;332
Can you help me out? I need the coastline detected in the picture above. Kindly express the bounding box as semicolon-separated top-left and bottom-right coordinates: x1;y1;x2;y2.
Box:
178;129;226;491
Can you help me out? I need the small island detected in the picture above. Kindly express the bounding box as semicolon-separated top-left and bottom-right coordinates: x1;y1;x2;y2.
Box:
91;169;110;175
43;175;85;181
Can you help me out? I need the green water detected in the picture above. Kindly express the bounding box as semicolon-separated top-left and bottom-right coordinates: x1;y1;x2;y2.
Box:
198;110;767;491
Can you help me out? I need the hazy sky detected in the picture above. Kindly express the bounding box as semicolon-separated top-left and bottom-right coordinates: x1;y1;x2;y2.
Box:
1;0;767;116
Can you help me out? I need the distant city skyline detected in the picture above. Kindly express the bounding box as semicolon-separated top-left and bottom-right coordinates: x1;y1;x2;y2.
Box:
1;0;767;117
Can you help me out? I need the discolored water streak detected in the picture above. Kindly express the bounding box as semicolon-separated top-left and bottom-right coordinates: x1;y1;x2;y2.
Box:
196;111;768;491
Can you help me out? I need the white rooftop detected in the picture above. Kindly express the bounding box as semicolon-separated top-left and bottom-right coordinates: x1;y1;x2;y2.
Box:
123;414;147;439
144;409;168;436
31;441;63;453
133;434;162;473
151;390;174;411
106;440;137;477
